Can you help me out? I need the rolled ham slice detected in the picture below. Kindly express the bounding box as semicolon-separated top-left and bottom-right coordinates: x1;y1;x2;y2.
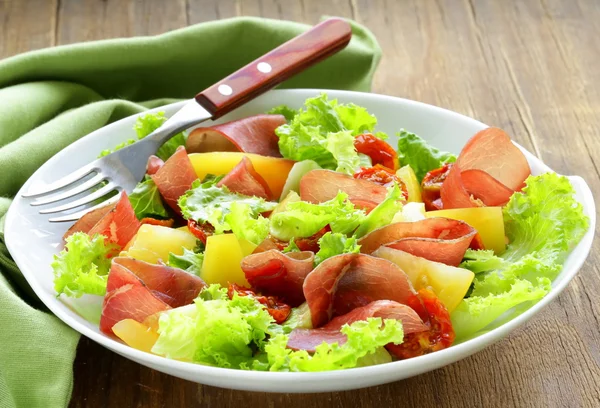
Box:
63;202;116;241
217;156;273;200
88;192;141;250
146;155;164;175
151;146;198;215
303;253;416;328
112;257;206;308
287;300;427;352
441;128;531;209
299;169;388;212
241;250;315;306
186;114;285;158
358;218;476;267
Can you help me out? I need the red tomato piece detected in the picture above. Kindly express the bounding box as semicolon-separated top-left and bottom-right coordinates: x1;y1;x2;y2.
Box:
386;289;455;359
354;134;399;170
354;165;408;200
294;226;331;253
421;163;453;211
187;220;214;244
227;283;292;324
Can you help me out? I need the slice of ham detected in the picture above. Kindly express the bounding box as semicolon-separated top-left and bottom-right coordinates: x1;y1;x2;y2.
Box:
112;257;206;308
63;202;116;241
358;218;477;266
241;250;315;306
299;170;388;212
100;261;170;335
303;253;416;328
151;146;198;215
146;155;164;175
186;114;285;158
287;300;428;352
217;156;273;199
88;192;141;249
441;128;531;209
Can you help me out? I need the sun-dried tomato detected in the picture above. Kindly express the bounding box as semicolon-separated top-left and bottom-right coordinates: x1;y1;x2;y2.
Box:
421;163;453;211
354;134;399;170
386;289;455;359
354;165;408;200
187;220;214;244
227;283;292;324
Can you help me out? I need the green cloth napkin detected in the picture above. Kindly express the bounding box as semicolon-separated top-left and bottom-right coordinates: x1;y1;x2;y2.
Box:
0;16;380;408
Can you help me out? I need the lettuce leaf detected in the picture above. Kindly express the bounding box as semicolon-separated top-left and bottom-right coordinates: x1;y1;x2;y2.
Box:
396;130;456;182
151;284;276;369
354;184;404;238
128;176;170;220
168;247;204;276
270;192;365;241
314;232;361;265
178;178;276;234
267;105;298;122
275;94;378;174
52;233;116;297
225;202;270;245
99;112;186;160
451;173;589;339
265;318;403;372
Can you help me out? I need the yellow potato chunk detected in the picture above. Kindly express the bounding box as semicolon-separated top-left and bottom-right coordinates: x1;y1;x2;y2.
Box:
201;234;257;287
112;319;159;353
124;224;197;264
396;165;423;203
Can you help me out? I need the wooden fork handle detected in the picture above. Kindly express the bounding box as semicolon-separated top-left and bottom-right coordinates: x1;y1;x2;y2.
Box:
195;18;352;119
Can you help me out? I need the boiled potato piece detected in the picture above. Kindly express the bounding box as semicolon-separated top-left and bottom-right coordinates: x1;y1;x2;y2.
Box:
112;319;159;353
396;165;422;203
374;247;474;313
201;234;257;287
391;202;426;223
425;207;505;254
125;224;197;264
188;152;294;198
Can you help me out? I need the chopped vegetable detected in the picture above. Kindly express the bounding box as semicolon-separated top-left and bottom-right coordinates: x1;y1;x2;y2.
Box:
168;247;204;276
279;160;321;200
354;183;404;238
201;234;255;287
125;224;197;264
52;233;115;297
128;176;170;220
396;165;422;202
225;202;270;245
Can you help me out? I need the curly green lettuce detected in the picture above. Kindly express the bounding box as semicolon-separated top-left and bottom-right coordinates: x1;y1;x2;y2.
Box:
178;177;276;234
270;192;365;241
168;247;204;276
452;173;589;340
275;94;379;174
225;202;271;245
52;233;115;297
354;183;404;238
314;232;361;266
396;130;456;182
265;318;404;372
128;176;170;220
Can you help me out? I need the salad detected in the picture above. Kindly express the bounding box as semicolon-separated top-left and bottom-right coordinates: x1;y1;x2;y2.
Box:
52;93;588;372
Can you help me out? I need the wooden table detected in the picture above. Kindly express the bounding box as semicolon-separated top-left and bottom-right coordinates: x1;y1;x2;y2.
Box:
2;0;599;406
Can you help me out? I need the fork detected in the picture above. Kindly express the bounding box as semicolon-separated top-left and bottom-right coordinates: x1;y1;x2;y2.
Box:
22;18;352;222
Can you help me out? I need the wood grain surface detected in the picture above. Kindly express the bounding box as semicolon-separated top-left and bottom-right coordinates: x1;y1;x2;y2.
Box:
1;0;599;407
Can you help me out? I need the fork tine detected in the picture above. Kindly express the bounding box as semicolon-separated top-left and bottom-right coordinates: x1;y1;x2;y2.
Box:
48;194;121;222
39;183;120;214
30;174;106;206
21;163;96;198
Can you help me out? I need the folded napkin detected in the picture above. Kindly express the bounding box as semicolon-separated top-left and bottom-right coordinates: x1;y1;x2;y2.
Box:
0;17;380;408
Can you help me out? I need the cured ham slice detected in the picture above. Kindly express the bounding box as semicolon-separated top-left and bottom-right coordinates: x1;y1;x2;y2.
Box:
88;192;141;249
299;170;388;212
241;250;315;306
358;218;477;267
186;114;285;158
287;300;428;352
217;156;273;200
151;146;198;215
112;257;206;308
63;202;116;241
146;155;164;175
303;254;416;327
100;261;170;334
441;128;531;209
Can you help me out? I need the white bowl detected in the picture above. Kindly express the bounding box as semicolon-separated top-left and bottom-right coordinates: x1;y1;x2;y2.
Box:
4;89;596;393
